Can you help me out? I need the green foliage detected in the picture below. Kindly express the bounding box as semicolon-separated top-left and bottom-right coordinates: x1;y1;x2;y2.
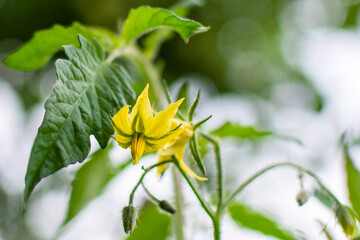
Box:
141;2;193;59
228;203;297;240
3;22;120;71
127;203;171;240
211;122;272;139
64;143;132;225
210;122;302;145
122;6;209;44
24;36;135;204
344;146;360;218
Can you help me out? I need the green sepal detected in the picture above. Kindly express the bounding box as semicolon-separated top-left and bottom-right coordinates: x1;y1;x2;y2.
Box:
176;82;189;115
190;135;206;176
188;89;201;121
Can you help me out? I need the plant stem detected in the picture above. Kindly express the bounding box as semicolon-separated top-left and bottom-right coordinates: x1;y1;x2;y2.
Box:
172;156;215;220
200;133;223;240
200;133;223;216
105;48;123;63
212;217;221;240
123;47;167;108
141;182;160;203
172;167;185;240
128;160;173;205
222;162;342;211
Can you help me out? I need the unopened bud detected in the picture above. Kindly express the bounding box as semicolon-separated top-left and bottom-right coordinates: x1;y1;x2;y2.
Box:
335;205;359;238
159;200;176;214
296;189;311;206
122;205;137;234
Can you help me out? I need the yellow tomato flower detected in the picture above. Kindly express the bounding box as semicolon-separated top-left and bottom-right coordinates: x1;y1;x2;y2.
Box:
112;84;184;164
157;119;207;181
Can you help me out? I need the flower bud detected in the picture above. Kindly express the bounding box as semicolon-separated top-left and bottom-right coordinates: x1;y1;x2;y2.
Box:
122;205;137;234
296;189;311;206
159;200;176;214
335;205;359;238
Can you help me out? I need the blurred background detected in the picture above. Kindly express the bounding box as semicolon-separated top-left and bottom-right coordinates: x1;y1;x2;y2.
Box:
1;0;360;239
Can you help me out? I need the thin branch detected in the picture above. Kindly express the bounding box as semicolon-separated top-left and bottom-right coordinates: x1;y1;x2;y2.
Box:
129;160;173;204
141;182;160;203
222;162;342;211
172;156;215;220
200;133;223;216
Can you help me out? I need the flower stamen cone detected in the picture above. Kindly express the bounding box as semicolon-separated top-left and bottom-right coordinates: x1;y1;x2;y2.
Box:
112;84;184;164
131;133;146;164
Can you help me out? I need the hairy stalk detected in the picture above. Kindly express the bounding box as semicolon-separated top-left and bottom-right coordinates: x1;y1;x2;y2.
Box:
129;160;173;205
105;47;123;63
172;156;215;220
200;133;223;216
213;219;221;240
141;182;160;203
200;133;223;240
222;162;342;212
172;167;185;240
123;47;166;108
105;44;166;108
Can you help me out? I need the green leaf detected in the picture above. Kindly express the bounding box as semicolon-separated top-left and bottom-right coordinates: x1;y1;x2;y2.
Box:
122;6;209;44
141;2;195;59
24;36;135;204
211;122;272;139
229;203;297;240
63;143;132;225
127;203;171;240
3;22;121;71
345;146;360;218
211;122;302;145
87;25;122;50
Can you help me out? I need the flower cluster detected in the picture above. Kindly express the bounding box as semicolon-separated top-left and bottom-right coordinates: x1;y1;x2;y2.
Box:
112;84;206;180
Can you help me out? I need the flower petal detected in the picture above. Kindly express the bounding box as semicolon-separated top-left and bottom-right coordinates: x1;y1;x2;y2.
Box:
115;134;133;149
112;105;134;136
155;129;186;174
179;161;208;181
129;84;153;133
157;152;170;176
145;98;184;138
156;131;207;181
156;119;206;180
145;126;183;152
